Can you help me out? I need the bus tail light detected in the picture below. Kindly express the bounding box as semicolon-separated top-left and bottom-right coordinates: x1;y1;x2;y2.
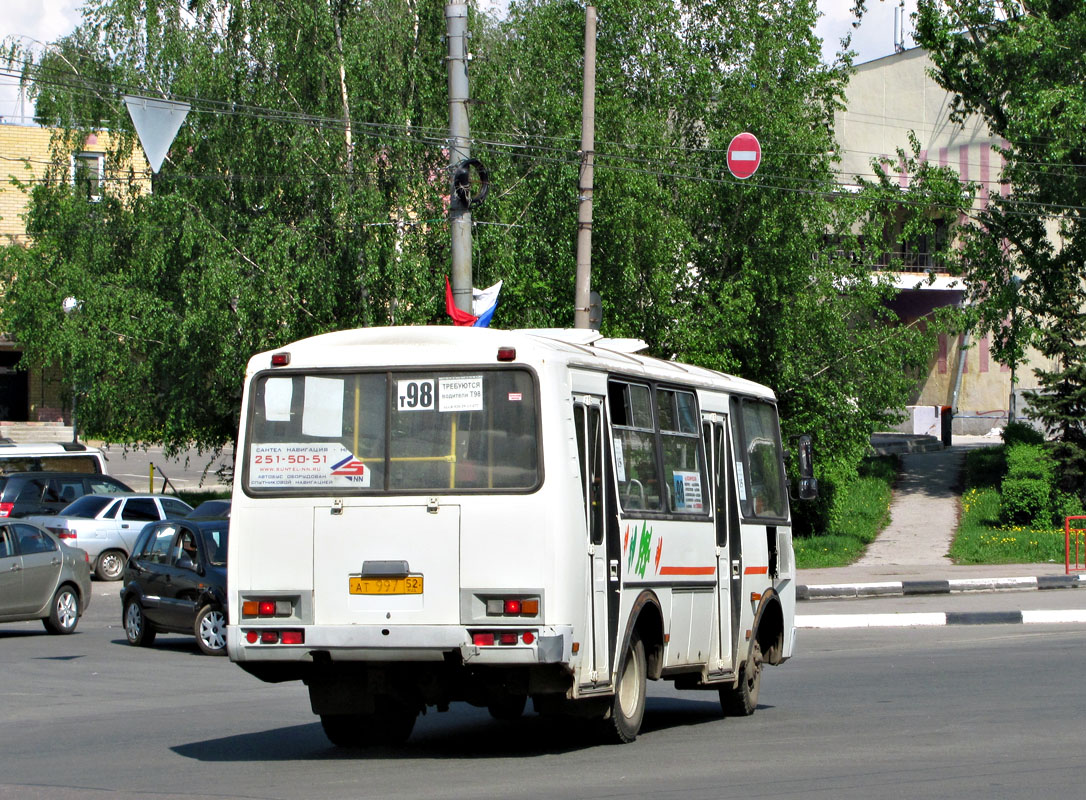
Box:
271;352;290;366
496;347;516;362
484;595;540;618
242;599;293;618
471;630;537;647
245;629;304;645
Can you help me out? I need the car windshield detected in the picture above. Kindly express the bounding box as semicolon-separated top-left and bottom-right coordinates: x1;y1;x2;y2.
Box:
60;495;114;518
200;527;228;566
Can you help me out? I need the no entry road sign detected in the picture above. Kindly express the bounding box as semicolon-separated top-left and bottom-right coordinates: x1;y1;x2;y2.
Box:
727;132;761;180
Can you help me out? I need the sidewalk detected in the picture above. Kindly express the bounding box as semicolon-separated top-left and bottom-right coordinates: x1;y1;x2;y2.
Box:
796;434;1086;627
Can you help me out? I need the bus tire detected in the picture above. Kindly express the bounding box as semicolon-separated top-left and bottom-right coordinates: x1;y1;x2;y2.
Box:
720;640;762;716
605;631;646;743
487;693;527;721
320;702;417;748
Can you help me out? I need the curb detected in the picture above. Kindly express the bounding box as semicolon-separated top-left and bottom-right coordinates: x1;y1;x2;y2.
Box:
797;574;1085;601
797;608;1086;628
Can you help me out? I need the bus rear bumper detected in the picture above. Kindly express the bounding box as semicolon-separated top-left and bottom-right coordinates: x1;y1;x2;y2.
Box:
228;624;573;666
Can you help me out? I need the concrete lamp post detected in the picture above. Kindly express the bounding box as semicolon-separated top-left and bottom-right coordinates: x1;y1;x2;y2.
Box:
62;296;81;444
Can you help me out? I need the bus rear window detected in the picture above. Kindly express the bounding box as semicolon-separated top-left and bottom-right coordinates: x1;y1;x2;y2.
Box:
245;369;539;494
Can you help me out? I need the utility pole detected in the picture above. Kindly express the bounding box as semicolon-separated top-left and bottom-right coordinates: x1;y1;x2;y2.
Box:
445;1;473;314
574;6;597;330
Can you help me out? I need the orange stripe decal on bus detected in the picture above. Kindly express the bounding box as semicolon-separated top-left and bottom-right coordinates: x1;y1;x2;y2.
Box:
744;566;769;575
658;566;716;576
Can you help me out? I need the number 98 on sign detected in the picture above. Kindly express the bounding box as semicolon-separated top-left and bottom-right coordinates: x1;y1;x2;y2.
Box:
397;379;435;410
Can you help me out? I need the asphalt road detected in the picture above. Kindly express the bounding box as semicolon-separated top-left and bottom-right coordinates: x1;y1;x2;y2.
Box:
1;587;1084;800
95;443;234;495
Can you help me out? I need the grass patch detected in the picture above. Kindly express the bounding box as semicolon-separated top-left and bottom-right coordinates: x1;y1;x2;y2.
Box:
176;488;231;508
795;457;896;568
950;484;1066;565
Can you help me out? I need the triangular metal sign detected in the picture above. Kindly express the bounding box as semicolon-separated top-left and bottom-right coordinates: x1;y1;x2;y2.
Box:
123;95;190;173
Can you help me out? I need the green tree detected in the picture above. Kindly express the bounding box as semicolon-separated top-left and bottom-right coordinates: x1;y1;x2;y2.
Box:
2;0;956;512
914;0;1086;493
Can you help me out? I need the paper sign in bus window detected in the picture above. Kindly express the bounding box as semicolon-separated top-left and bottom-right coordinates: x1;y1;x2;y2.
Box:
614;438;626;482
264;378;293;422
439;376;483;412
301;377;344;437
735;461;748;500
672;471;704;511
397;379;436;411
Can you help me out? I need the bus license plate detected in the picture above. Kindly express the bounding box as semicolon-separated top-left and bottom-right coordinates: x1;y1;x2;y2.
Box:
349;576;423;595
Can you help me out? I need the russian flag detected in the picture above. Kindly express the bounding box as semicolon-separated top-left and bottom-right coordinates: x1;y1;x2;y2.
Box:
445;277;503;328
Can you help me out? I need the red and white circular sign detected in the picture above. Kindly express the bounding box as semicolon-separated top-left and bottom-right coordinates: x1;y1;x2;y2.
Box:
727;132;762;180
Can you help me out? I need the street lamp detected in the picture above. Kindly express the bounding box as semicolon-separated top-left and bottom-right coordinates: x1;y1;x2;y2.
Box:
62;296;81;444
1008;275;1023;423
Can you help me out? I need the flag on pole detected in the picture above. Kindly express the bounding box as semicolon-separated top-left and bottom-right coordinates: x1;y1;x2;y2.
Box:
445;277;503;328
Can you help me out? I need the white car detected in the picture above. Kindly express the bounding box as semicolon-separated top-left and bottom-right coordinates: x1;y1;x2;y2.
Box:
28;494;194;581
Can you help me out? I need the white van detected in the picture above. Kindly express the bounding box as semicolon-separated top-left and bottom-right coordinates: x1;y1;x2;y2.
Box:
0;441;108;475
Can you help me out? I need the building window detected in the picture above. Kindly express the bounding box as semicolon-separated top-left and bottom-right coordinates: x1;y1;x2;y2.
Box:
71;152;105;201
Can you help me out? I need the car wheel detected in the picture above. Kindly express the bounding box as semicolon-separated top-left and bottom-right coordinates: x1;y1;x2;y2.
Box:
194;605;227;656
124;599;157;647
95;550;126;581
43;585;80;635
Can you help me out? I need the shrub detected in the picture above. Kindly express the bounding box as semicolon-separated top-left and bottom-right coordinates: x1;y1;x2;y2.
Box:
1004;443;1054;482
1001;421;1044;447
999;477;1051;525
963;446;1006;490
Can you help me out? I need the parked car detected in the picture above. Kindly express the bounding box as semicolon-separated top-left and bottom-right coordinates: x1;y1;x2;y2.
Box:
121;519;228;655
0;441;109;475
0;471;133;519
27;493;194;581
187;499;231;519
0;520;91;634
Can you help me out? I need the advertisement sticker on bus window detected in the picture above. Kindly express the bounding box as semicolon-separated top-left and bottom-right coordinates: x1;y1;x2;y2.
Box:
735;461;748;500
264;378;293;422
301;377;344;437
248;443;372;488
439;375;483;412
672;471;704;511
614;438;626;482
397;379;436;411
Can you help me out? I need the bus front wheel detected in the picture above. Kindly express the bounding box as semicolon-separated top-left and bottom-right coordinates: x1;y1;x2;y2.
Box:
720;640;762;716
604;631;647;743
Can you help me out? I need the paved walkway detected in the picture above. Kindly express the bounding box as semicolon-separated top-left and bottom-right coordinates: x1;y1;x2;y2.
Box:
799;433;1073;587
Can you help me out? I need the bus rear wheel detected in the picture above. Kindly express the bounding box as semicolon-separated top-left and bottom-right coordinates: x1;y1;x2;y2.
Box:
604;631;646;743
319;702;417;748
720;640;762;716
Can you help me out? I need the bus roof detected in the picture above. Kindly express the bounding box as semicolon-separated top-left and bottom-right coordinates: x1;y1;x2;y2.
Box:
250;326;776;401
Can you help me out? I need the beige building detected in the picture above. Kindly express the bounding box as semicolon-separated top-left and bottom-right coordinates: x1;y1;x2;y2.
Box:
835;47;1054;435
0;122;148;424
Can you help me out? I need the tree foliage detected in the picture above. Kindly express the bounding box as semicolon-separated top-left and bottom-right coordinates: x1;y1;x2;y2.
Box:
1;0;951;503
914;0;1086;493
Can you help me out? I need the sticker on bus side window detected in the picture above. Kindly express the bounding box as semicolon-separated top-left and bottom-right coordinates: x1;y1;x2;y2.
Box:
735;461;747;500
672;471;704;511
439;376;483;412
613;438;626;482
249;443;371;488
397;379;435;411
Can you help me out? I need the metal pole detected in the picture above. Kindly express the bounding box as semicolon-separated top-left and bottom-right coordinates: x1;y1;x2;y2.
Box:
574;6;597;330
446;1;473;314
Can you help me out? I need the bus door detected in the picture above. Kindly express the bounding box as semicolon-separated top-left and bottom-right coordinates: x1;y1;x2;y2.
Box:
574;396;613;687
704;416;739;674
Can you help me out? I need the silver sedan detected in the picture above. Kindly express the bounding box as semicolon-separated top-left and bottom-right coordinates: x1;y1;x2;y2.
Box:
28;494;193;581
0;522;92;634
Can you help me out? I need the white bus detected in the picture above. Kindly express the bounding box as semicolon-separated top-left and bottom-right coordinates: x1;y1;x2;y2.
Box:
228;326;815;746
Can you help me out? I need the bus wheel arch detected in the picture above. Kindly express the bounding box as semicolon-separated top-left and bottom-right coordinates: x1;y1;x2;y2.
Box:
751;589;785;666
624;590;665;679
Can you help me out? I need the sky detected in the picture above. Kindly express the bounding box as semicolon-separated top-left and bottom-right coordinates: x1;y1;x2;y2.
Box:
0;0;918;122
